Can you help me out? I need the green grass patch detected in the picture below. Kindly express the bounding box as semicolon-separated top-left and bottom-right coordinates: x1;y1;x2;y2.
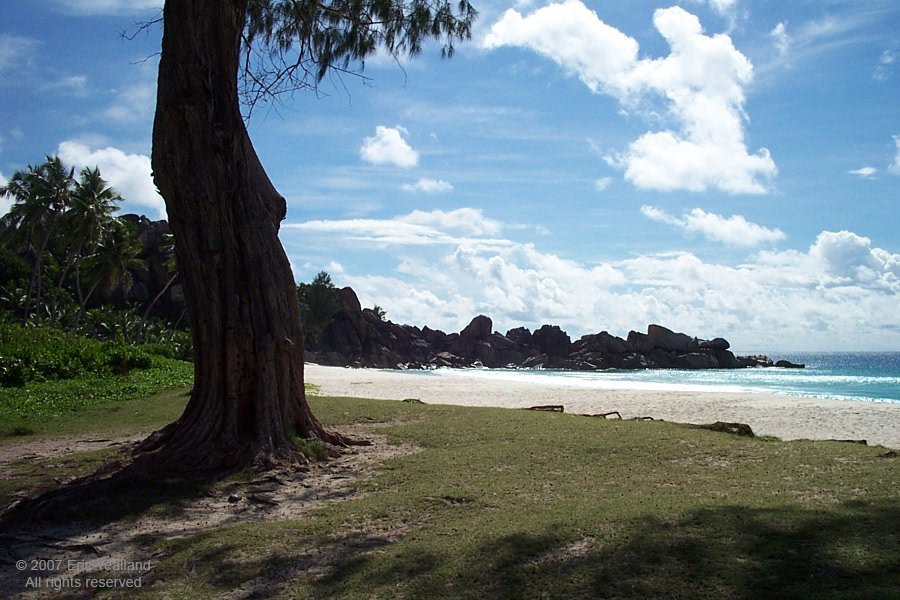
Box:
127;397;898;600
0;356;193;439
293;436;332;461
2;393;896;598
0;323;157;387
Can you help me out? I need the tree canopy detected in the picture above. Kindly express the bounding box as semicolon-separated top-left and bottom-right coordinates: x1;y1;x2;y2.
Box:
240;0;477;107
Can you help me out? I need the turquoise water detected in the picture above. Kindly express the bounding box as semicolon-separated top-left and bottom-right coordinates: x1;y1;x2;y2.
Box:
427;352;900;404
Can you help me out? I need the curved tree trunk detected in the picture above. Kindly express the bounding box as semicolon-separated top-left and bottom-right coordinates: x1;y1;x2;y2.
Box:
134;270;178;343
139;0;348;474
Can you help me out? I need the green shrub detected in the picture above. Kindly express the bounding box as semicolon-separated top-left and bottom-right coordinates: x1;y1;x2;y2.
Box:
0;323;155;387
140;328;194;362
103;344;154;373
0;355;193;426
0;357;28;387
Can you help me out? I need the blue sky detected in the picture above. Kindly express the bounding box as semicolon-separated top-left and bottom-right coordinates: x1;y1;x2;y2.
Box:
1;0;898;350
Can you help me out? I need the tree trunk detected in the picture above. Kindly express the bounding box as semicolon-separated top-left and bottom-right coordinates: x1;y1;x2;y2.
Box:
139;0;348;473
135;270;178;343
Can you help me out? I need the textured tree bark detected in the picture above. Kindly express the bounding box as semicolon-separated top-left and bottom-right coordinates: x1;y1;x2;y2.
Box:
140;0;348;473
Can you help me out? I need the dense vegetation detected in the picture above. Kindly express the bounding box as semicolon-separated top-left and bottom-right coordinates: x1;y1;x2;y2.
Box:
0;155;359;360
0;156;194;436
0;323;152;387
0;155;187;344
0;154;358;439
0;322;193;437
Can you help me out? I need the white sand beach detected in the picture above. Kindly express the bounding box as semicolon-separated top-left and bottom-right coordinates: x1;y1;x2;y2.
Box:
306;364;900;449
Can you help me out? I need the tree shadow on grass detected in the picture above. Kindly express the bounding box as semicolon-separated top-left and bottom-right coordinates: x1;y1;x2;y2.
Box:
315;500;900;600
0;465;218;596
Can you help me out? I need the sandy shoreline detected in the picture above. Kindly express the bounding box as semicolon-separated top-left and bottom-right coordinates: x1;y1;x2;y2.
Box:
306;364;900;449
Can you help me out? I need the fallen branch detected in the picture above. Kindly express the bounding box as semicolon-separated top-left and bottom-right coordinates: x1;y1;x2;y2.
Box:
581;411;622;419
525;405;564;412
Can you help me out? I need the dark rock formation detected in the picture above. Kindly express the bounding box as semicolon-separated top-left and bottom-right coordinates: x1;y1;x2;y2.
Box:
118;215;184;321
647;324;700;353
532;324;571;357
700;337;730;351
626;330;654;354
305;286;796;372
775;359;805;369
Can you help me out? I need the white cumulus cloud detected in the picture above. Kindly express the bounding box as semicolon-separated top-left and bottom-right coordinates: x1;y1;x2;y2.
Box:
484;2;776;195
809;230;900;285
401;178;454;193
849;166;877;179
483;0;639;96
56;140;166;218
360;126;419;168
641;205;786;247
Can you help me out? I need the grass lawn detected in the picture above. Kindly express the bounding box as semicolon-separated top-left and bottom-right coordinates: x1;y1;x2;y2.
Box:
4;386;896;599
0;356;193;438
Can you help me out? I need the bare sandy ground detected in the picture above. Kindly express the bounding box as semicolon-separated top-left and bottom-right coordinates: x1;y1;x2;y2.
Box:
306;364;900;449
1;426;416;599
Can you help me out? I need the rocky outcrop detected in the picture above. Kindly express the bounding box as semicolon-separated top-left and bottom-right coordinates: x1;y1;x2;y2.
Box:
118;214;184;321
305;287;798;372
775;359;805;369
647;324;698;353
626;330;654;354
532;325;571;357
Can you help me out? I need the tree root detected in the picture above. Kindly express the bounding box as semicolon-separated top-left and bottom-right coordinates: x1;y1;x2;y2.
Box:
1;424;369;530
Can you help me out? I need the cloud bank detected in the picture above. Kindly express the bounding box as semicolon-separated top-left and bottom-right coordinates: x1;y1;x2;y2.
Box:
287;207;900;351
484;1;776;194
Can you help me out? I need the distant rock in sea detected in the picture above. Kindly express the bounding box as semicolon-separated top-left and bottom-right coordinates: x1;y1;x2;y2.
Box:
305;286;800;372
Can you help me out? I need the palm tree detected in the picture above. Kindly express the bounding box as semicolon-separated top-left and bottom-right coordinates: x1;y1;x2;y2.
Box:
0;157;75;322
62;167;121;325
77;219;143;333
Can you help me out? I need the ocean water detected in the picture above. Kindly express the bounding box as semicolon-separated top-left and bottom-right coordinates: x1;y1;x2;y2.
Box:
426;352;900;404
